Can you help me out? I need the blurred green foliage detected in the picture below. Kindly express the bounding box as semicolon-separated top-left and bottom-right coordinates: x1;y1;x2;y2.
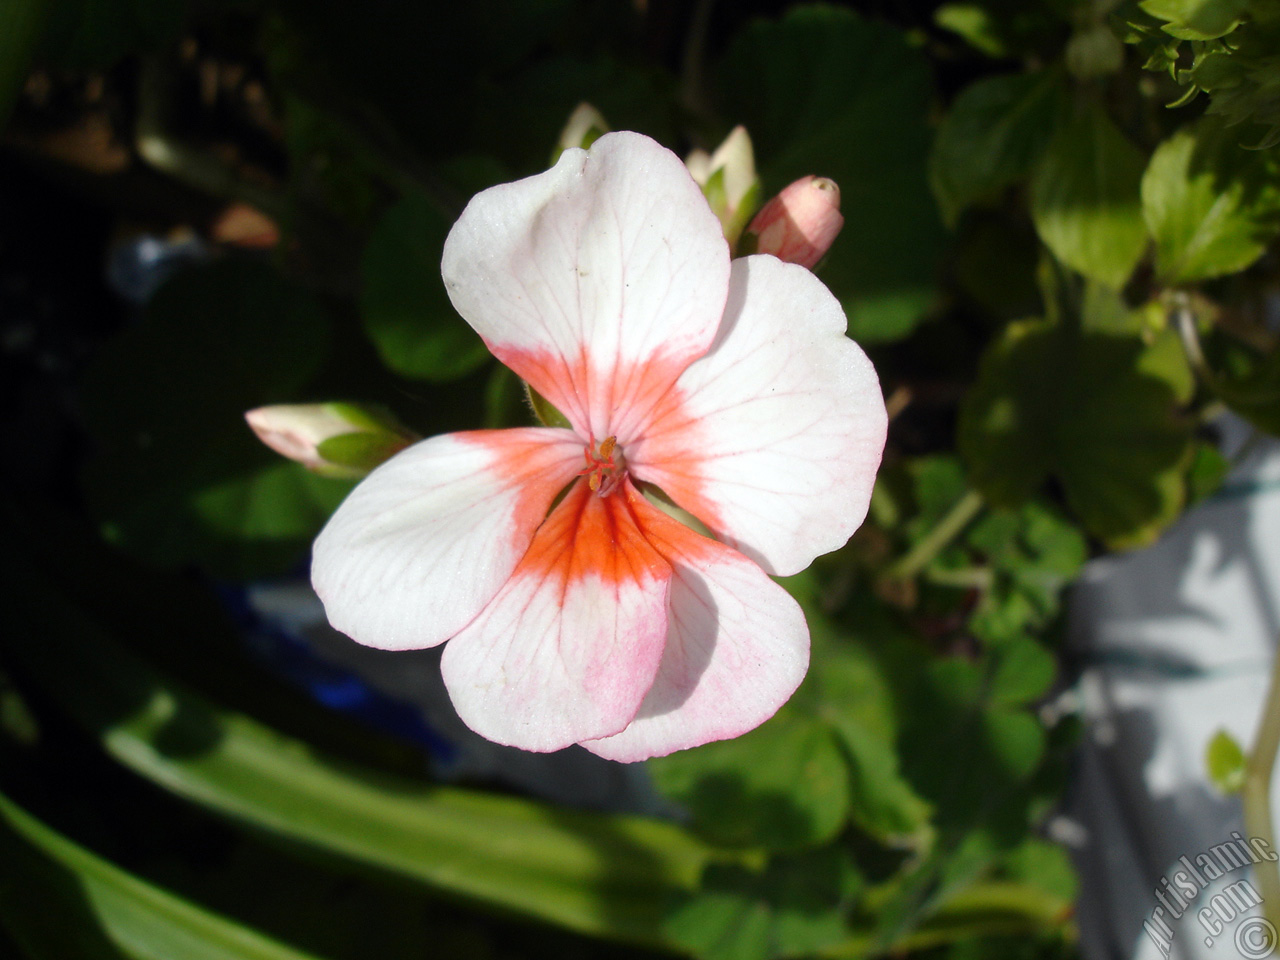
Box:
4;0;1280;958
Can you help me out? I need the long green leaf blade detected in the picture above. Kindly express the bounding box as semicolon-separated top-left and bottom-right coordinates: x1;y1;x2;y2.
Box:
0;790;326;960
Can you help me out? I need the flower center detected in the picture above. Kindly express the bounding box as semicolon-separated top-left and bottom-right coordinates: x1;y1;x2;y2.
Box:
578;436;626;497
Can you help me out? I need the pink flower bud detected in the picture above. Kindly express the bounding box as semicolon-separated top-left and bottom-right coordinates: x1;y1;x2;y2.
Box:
245;403;413;478
743;176;843;269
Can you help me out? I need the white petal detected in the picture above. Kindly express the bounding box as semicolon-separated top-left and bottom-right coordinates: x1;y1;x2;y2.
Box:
628;255;887;576
441;132;731;442
583;492;809;763
441;480;671;752
311;428;580;651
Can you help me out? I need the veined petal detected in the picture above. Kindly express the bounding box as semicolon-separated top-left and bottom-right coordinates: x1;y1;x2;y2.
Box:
582;489;808;762
440;479;671;752
440;132;731;442
628;255;887;577
311;428;581;651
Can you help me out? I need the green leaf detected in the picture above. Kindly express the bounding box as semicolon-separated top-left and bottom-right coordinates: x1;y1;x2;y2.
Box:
1031;97;1149;289
1142;119;1280;285
0;544;718;952
470;53;680;174
1211;342;1280;436
281;95;384;227
906;456;970;540
1205;729;1247;793
648;710;852;851
720;5;943;342
1140;0;1248;40
1186;441;1231;504
959;320;1193;546
932;1;1066;59
1139;326;1196;404
37;0;191;68
991;638;1056;706
894;653;1049;834
0;0;46;129
80;259;350;578
0;791;325;960
361;190;491;381
931;70;1064;226
665;849;859;960
953;215;1043;320
665;867;773;960
812;637;934;844
934;3;1010;57
998;838;1079;902
1065;23;1125;79
983;710;1047;783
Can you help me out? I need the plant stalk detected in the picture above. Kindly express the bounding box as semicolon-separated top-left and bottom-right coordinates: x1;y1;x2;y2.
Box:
885;489;984;581
1243;636;1280;929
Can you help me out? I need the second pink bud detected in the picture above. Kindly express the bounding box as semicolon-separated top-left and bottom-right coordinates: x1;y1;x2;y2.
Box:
743;175;844;269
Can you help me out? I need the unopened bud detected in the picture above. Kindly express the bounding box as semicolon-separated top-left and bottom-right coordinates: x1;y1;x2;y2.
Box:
245;403;416;478
687;126;762;247
742;176;844;269
554;103;609;163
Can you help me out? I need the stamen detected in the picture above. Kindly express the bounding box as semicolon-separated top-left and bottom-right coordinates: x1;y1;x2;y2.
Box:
576;435;624;497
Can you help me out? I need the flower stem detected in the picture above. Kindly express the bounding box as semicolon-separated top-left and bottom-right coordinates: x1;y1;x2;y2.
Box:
885;489;984;581
1172;293;1215;390
1243;635;1280;927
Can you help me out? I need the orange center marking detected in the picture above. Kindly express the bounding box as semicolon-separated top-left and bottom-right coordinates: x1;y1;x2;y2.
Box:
578;435;624;497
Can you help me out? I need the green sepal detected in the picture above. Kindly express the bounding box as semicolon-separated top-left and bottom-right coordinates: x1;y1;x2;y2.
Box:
314;431;411;475
525;383;573;429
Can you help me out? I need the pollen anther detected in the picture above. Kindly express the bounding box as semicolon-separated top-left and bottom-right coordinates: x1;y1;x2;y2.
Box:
578;435;624;497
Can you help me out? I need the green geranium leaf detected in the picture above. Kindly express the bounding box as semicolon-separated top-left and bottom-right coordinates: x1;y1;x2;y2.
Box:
959;320;1193;547
37;0;190;68
80;259;350;578
1031;97;1149;289
933;1;1066;59
999;838;1080;902
665;849;859;960
984;710;1047;782
811;635;933;844
907;456;970;535
954;215;1043;319
1142;119;1280;285
934;3;1010;57
648;709;852;851
0;0;45;128
931;70;1064;227
361;189;491;381
897;655;1048;831
991;638;1056;706
720;5;943;342
1187;441;1231;504
665;867;772;960
1140;0;1248;40
282;96;384;228
1212;343;1280;436
1139;327;1196;404
1205;729;1247;793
